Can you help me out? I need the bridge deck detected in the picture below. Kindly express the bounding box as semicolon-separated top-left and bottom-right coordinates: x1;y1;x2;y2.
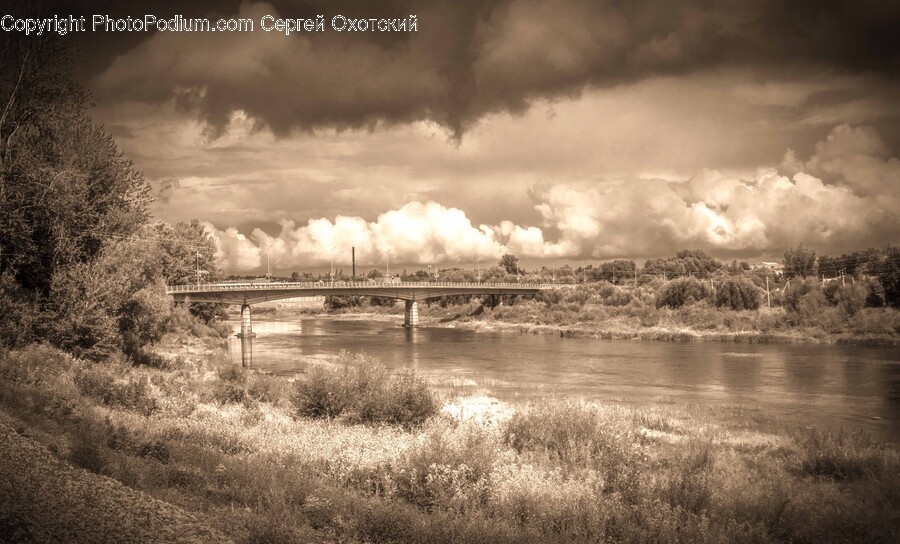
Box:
167;281;562;305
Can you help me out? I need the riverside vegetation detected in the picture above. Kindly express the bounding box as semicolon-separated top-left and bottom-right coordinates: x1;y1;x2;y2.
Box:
312;269;900;345
2;31;899;543
1;336;899;543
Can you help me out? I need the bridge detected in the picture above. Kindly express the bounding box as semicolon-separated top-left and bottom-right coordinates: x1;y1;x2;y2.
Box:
166;282;560;352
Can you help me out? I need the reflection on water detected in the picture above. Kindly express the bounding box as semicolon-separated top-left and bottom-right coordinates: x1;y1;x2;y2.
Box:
228;317;900;440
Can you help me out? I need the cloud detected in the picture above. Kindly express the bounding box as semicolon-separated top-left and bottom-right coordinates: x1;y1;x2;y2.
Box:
90;0;900;139
209;125;899;271
784;124;900;199
152;177;181;204
212;201;508;270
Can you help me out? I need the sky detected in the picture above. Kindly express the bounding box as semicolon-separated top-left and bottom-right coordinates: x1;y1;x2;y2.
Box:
36;0;900;272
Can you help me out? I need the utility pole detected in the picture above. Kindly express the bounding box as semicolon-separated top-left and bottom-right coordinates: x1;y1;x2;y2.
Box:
765;276;771;307
330;246;336;286
196;250;200;285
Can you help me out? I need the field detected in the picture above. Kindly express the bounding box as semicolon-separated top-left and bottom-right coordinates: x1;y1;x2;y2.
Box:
1;335;898;544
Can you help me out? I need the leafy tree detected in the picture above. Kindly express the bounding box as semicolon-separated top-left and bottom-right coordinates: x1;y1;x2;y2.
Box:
1;35;150;295
599;260;636;284
715;279;760;311
783;278;827;325
656;278;711;308
48;237;172;361
783;245;818;279
499;253;519;274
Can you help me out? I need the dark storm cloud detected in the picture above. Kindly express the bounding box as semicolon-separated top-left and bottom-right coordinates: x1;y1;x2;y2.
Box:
68;0;899;139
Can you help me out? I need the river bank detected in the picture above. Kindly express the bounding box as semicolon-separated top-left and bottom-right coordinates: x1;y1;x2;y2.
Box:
0;336;900;543
1;337;898;543
243;303;900;347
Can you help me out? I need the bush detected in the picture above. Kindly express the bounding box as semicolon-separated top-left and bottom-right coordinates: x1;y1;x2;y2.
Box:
0;343;73;386
783;278;828;326
292;353;438;427
656;278;712;308
359;370;437;427
834;282;868;317
73;365;157;415
715;279;760;311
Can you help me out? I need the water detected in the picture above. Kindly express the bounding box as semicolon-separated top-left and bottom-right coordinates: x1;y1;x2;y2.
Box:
228;316;900;440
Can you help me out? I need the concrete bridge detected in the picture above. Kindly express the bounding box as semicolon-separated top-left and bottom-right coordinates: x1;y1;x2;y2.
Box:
167;281;559;361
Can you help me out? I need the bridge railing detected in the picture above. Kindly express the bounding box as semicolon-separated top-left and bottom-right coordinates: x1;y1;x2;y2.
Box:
166;281;566;293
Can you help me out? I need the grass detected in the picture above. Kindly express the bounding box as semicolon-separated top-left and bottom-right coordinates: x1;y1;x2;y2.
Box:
1;338;898;543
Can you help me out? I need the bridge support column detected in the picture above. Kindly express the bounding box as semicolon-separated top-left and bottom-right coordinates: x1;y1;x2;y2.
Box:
404;300;419;327
239;304;255;367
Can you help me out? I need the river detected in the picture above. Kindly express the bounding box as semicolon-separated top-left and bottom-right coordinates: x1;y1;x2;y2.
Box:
227;316;900;440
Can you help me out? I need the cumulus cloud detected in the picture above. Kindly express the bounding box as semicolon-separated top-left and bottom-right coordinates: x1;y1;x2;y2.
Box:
88;0;900;139
209;125;899;271
207;201;507;270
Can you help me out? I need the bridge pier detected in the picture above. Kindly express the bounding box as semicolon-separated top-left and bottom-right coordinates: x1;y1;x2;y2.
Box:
404;300;419;327
238;304;255;367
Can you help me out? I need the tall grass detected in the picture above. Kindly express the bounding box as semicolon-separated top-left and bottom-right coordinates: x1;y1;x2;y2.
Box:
1;341;898;544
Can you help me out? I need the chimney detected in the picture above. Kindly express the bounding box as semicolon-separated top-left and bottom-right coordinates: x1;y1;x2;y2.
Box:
352;246;356;279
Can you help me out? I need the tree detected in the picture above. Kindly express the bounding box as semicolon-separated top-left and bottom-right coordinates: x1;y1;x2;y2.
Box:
783;245;818;279
656;278;711;308
48;237;173;361
715;280;760;311
1;35;150;295
599;260;636;284
499;253;519;274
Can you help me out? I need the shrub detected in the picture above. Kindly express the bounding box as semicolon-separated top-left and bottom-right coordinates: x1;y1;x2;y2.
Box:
783;278;829;326
292;353;437;427
715;279;761;311
834;282;868;317
656;278;711;308
293;365;350;418
73;365;157;415
366;370;438;428
392;422;499;511
0;343;73;386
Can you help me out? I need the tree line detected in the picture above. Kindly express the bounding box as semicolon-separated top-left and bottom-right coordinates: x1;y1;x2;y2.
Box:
0;34;222;362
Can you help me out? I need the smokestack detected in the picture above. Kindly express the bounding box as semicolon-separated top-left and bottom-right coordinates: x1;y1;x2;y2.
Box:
352;246;356;279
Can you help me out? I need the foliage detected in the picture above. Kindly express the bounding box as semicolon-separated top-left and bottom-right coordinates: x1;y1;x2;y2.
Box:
47;237;174;361
715;279;761;311
783;245;818;279
643;250;722;280
72;363;157;415
595;260;636;284
0;36;150;296
656;277;712;308
783;278;827;325
498;254;519;274
292;353;437;427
